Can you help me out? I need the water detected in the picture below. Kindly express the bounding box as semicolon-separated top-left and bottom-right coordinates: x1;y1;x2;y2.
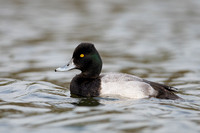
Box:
0;0;200;132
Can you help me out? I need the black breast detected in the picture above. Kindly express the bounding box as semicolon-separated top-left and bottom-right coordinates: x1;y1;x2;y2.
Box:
70;75;101;97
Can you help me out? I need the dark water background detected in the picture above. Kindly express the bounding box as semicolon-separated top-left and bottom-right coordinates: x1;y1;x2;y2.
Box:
0;0;200;133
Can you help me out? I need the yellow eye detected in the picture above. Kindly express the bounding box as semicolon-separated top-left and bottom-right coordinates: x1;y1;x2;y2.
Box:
80;54;84;58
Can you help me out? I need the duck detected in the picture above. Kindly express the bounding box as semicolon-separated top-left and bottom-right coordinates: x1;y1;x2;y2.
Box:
55;43;181;100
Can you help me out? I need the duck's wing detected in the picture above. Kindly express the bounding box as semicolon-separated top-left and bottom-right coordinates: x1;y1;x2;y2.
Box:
143;79;178;92
143;79;180;99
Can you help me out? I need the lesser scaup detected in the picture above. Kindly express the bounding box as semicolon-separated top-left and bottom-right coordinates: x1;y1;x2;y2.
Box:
55;43;181;100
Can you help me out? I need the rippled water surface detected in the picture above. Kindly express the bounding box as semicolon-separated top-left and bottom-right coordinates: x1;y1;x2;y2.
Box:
0;0;200;133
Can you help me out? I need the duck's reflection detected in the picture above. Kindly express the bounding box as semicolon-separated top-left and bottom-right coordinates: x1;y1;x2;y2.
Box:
70;94;101;106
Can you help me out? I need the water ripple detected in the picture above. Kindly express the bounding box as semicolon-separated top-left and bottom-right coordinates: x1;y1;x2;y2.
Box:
0;0;200;133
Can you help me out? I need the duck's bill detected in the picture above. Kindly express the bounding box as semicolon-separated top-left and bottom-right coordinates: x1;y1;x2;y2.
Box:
55;58;76;72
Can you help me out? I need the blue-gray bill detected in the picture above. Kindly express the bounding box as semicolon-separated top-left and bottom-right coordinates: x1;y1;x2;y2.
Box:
55;58;75;72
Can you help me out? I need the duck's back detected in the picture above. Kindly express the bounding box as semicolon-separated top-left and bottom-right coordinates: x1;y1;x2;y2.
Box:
100;73;180;99
100;73;158;99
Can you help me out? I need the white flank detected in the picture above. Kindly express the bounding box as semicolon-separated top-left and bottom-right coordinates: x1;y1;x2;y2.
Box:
100;73;157;99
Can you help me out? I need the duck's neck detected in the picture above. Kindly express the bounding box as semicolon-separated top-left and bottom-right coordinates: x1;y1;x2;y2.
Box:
81;65;102;79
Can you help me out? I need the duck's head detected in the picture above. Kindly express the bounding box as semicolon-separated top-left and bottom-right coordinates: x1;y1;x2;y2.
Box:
55;43;102;78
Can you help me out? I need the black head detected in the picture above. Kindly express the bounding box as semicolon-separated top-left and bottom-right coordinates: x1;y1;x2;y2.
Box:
73;43;102;78
55;43;102;78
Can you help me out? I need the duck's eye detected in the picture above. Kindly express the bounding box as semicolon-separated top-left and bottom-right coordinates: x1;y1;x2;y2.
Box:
80;54;85;58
